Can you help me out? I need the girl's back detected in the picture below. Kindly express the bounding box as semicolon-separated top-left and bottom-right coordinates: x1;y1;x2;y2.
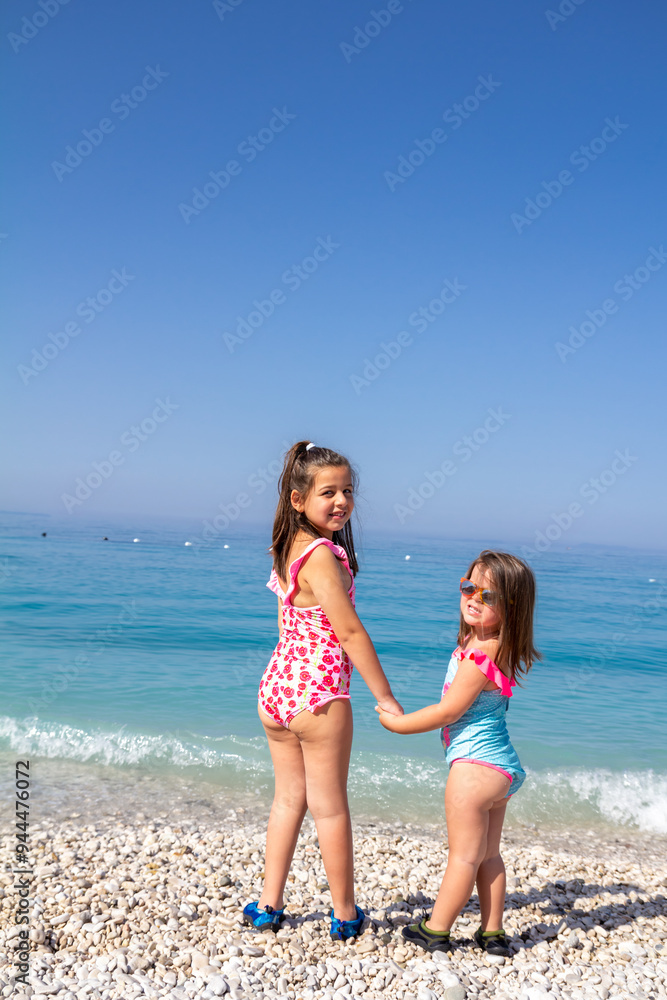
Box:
270;536;354;610
441;646;521;774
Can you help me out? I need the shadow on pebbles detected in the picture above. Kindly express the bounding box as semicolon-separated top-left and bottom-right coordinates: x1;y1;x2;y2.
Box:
1;810;666;1000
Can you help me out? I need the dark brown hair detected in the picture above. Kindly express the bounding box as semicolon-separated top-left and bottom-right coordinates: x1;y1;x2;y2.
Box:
458;550;540;682
271;441;359;582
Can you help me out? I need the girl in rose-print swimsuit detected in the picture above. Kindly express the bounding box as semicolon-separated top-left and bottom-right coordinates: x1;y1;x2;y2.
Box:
243;441;402;940
259;536;355;727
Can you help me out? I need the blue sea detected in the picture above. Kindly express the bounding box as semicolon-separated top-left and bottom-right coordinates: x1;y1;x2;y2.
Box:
1;511;666;835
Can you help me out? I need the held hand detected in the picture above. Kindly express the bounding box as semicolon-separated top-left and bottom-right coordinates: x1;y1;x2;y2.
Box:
375;704;405;733
376;694;403;717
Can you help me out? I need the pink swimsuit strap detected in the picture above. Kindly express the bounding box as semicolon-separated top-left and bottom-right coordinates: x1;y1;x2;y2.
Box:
267;537;353;607
452;645;515;697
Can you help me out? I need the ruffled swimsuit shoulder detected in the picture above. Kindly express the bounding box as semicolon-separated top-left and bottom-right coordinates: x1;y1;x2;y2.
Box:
441;645;525;797
258;537;355;729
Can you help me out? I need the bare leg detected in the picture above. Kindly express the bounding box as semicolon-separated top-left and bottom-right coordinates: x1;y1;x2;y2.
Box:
290;699;356;921
428;763;510;932
476;798;508;932
258;707;307;910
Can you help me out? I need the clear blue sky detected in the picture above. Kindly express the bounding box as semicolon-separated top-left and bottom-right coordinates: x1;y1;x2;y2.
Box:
2;0;666;548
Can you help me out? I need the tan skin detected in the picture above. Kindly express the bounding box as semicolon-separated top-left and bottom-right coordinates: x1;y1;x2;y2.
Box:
259;465;402;921
377;565;512;934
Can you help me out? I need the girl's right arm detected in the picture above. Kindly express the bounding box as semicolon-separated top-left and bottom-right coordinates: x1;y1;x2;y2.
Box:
376;656;491;733
301;546;403;716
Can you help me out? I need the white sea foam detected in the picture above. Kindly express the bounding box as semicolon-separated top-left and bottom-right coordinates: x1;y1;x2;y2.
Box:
353;761;667;834
2;715;666;833
513;767;667;835
0;715;266;774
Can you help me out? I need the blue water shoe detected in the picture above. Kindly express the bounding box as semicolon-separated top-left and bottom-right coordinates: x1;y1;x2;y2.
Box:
330;905;365;940
242;901;285;932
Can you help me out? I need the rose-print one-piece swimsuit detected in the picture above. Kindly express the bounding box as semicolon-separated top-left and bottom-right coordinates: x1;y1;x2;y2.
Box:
258;537;355;729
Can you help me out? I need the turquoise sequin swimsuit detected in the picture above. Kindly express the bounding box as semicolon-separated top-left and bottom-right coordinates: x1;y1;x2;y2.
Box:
440;646;525;797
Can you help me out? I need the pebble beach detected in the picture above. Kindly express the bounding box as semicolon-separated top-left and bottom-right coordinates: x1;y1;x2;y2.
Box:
3;524;667;999
2;797;666;1000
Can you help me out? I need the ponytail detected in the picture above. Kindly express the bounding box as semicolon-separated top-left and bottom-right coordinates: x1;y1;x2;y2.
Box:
271;441;359;582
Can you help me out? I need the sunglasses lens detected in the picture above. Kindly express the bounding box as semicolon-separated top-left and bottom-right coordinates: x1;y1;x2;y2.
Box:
481;590;498;606
460;582;476;597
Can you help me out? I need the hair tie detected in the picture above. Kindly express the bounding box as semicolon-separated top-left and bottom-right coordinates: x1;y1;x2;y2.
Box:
305;442;316;451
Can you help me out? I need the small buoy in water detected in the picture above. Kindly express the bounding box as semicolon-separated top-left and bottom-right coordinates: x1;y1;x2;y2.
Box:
102;537;108;541
405;555;411;561
133;538;140;543
223;544;229;549
41;532;47;537
184;541;192;546
649;578;656;583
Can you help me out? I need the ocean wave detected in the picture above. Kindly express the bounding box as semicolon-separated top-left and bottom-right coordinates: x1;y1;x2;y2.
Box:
511;767;667;835
2;715;666;834
353;761;667;835
0;715;268;774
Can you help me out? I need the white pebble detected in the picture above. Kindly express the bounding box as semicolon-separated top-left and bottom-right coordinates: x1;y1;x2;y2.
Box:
208;976;228;996
438;971;461;987
443;986;466;1000
519;989;550;1000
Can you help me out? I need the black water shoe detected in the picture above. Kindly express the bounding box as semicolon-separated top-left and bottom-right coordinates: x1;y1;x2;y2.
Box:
402;917;452;953
473;926;510;956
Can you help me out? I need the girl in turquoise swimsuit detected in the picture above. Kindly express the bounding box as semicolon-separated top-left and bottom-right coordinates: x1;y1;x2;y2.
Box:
377;550;539;956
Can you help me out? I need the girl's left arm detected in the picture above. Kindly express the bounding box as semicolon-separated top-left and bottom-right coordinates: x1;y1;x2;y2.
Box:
376;657;489;734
